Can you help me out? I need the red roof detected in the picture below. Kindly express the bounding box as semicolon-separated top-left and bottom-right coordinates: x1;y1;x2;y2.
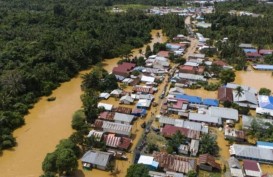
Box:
162;125;188;138
243;160;260;172
157;51;170;58
114;106;132;114
103;134;132;150
259;49;273;55
245;52;261;57
199;154;221;170
94;120;103;129
218;87;233;102
172;99;187;109
179;65;194;71
98;111;115;120
213;60;227;67
112;62;136;77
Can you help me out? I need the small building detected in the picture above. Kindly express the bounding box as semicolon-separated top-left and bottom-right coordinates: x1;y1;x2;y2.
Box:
87;130;104;141
199;154;221;172
245;52;261;61
224;128;245;142
98;102;113;111
239;43;255;49
228;157;244;177
169;87;185;95
103;134;132;150
209;107;238;122
102;121;132;137
152;152;197;174
138;155;159;170
157;51;170;58
141;75;155;83
233;90;258;108
175;94;203;105
230;144;273;164
133;85;154;94
167;99;188;114
114;106;132;114
99;93;110;100
257;141;273;150
110;89;123;98
188;113;222;126
98;111;115;121
136;99;152;109
226;83;257;95
112;62;136;80
243;160;262;177
188;53;205;60
131;108;147;117
178;65;205;75
252;64;273;71
119;95;134;104
173;73;206;82
161;125;200;140
259;49;273;56
218;87;233;102
113;112;134;125
178;144;189;155
81;150;112;170
190;139;199;156
256;95;273;116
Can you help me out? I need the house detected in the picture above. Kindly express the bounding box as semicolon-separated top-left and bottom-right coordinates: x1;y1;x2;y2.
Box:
243;160;262;177
259;49;273;56
239;43;255;49
152;152;197;174
218;87;233;102
131;108;147;117
110;89;123;97
141;67;165;76
131;93;154;100
98;102;113;111
112;62;136;80
113;112;134;125
169;87;185;95
245;52;261;61
178;144;189;155
103;134;132;150
203;99;219;107
119;94;134;104
102;121;132;137
133;85;154;94
178;65;205;75
113;106;132;114
233;90;258;108
224;128;245;142
99;93;110;100
81;150;112;170
138;155;159;170
158;116;209;133
173;73;206;82
188;53;205;60
141;75;155;83
209;107;238;122
94;120;104;130
148;171;184;177
87;130;104;141
257;141;273;150
226;83;257;95
161;125;200;139
122;77;140;86
199;154;221;172
190;139;199;156
230;144;273;164
256;95;273;116
252;64;273;71
242;115;273;130
189;113;222;126
98;111;115;121
136;99;152;109
175;94;203;105
167;99;188;114
228;157;244;177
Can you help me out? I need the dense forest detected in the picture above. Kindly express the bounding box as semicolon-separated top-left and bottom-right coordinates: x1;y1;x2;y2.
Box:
0;0;185;152
200;0;273;48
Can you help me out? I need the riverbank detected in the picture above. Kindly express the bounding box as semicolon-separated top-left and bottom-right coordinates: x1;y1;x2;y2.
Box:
0;29;167;177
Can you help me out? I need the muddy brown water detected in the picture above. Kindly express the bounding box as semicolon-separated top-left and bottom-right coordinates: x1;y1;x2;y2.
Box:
0;30;167;177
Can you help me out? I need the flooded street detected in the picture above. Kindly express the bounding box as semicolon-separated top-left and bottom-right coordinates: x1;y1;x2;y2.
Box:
0;30;166;177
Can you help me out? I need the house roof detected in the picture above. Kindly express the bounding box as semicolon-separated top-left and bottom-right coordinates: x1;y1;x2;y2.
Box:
199;154;221;170
233;90;258;105
99;93;110;99
242;115;273;129
113;112;134;123
218;87;233;102
175;94;202;104
243;160;262;177
213;60;227;67
103;134;132;150
258;95;273;110
228;157;241;169
203;99;219;107
131;108;146;115
253;64;273;70
224;128;245;140
114;106;132;114
133;85;153;94
111;89;123;95
226;83;257;94
120;95;134;103
94;119;103;129
98;102;113;111
209;107;238;121
230;144;273;162
190;139;199;155
87;130;104;140
257;141;273;150
136;99;152;108
141;75;155;83
246;52;261;57
81;150;112;167
243;48;258;53
189;113;222;125
259;49;273;55
98;111;115;120
175;73;206;81
152;152;197;174
161;125;200;139
102;121;132;134
157;51;170;58
184;62;199;67
169;87;185;94
239;43;254;48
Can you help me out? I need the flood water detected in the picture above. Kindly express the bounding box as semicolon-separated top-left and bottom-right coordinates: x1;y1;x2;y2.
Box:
0;30;167;177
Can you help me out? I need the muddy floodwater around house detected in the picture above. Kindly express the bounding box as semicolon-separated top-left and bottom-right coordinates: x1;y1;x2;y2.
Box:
0;30;167;177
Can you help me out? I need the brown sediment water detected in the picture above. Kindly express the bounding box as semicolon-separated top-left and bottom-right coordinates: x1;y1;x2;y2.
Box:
184;88;217;99
0;30;167;177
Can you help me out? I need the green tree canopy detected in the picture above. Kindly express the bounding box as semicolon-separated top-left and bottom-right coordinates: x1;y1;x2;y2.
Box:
219;69;235;84
259;88;271;96
126;164;150;177
199;134;219;156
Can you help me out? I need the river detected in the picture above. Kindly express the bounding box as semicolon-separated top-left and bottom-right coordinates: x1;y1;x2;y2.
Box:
0;30;167;177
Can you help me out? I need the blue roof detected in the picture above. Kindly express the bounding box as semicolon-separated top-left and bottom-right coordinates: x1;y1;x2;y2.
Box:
203;99;219;107
152;161;159;168
258;95;273;110
175;94;202;104
243;49;257;53
257;141;273;147
253;64;273;70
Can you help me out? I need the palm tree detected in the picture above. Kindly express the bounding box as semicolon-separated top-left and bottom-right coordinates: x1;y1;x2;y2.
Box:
235;86;244;98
